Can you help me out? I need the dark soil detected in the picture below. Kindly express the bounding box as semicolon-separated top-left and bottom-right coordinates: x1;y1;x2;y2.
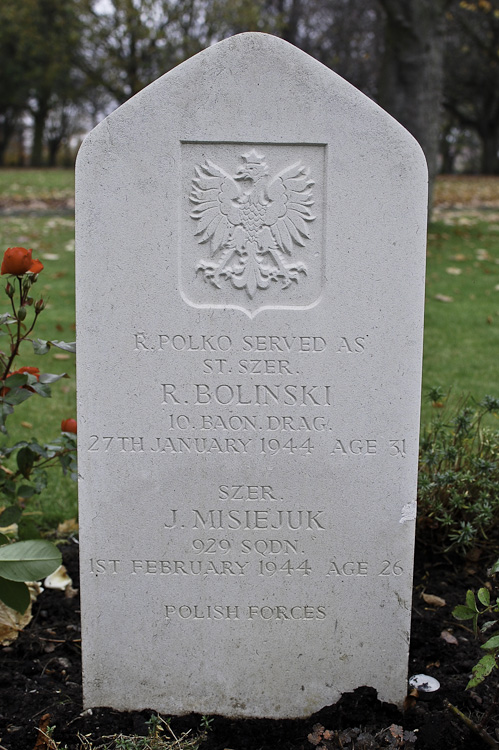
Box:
1;541;498;750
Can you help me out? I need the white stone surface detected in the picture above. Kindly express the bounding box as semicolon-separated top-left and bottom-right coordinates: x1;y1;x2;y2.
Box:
76;32;427;719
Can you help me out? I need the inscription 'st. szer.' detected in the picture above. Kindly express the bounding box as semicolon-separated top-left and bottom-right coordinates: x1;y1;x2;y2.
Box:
190;150;316;299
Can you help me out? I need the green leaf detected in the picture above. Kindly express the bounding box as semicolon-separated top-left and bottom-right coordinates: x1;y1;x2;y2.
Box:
38;372;68;384
1;480;16;498
3;387;33;406
0;540;61;582
0;577;30;613
466;590;478;612
5;441;28;453
29;382;51;398
17;517;41;540
453;604;477;620
31;338;50;355
17;446;36;478
478;588;491;607
490;559;499;575
467;653;497;689
481;620;497;633
28;442;49;458
2;373;28;389
0;402;13;421
0;533;9;545
0;505;22;526
52;340;76;353
481;634;499;651
32;339;75;355
17;485;36;499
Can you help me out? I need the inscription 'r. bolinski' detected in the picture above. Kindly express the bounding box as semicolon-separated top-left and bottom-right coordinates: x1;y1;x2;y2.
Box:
190;150;316;299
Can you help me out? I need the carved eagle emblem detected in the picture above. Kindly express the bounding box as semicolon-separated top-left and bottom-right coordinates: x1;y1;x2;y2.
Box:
189;150;316;299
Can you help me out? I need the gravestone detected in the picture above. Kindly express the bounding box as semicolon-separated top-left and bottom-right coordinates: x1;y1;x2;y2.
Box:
76;32;427;718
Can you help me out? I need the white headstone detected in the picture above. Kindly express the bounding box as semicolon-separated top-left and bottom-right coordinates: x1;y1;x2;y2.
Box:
76;32;427;719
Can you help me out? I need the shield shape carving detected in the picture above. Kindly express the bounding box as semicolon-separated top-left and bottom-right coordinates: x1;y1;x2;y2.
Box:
180;142;325;317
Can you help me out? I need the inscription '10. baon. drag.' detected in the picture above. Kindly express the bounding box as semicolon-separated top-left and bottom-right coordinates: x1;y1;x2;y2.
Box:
76;32;427;718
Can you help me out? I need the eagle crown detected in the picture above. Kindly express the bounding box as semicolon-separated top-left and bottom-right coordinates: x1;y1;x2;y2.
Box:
235;150;269;182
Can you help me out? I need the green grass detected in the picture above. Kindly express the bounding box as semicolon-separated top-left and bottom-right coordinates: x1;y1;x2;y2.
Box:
0;168;74;202
0;170;498;526
422;213;499;423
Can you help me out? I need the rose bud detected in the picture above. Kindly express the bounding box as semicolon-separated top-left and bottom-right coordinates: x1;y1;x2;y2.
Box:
17;307;27;321
5;282;14;298
61;418;77;434
35;299;45;313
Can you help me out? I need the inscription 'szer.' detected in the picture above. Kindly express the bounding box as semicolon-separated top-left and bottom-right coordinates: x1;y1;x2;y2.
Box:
190;150;316;299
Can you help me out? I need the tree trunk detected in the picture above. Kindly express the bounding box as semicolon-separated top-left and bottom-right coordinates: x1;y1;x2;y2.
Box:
0;113;17;167
377;0;449;210
30;100;49;167
440;119;456;175
47;138;62;167
480;127;499;175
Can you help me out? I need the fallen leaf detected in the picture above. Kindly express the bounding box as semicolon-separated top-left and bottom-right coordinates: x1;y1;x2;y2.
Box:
0;583;40;645
403;692;418;711
21;421;33;429
34;712;52;750
422;593;446;607
440;629;458;645
65;584;79;599
41;253;60;261
434;294;453;303
451;254;467;261
53;353;70;360
44;565;72;591
446;267;462;275
57;518;78;535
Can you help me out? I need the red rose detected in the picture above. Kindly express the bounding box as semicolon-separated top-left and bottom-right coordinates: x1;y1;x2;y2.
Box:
1;247;44;276
61;418;77;434
1;366;41;396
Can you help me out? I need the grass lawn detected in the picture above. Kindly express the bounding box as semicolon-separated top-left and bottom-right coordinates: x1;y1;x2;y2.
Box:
0;168;74;203
422;211;499;422
0;197;77;526
0;170;498;524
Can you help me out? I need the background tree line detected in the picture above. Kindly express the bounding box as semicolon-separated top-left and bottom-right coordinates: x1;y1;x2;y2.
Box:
1;0;499;190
